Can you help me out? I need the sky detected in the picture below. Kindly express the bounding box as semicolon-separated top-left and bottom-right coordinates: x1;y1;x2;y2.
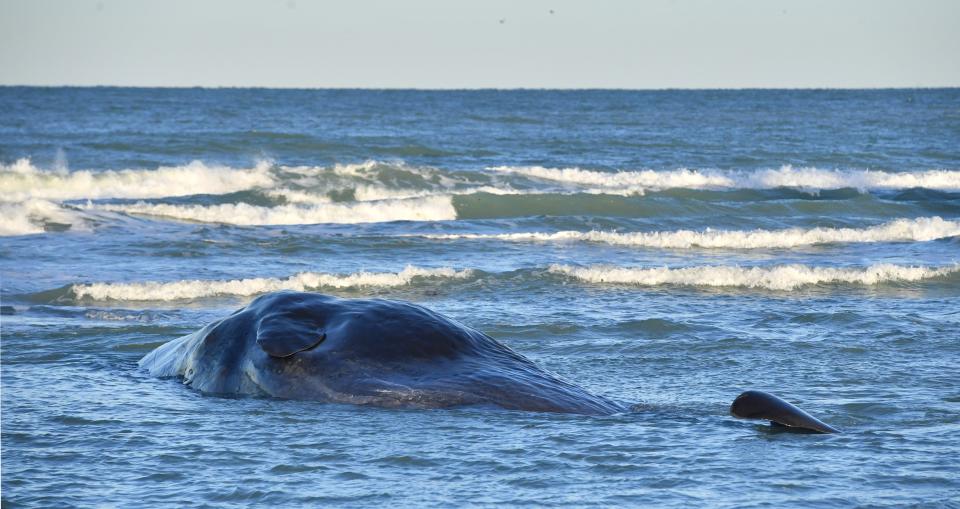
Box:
1;0;958;89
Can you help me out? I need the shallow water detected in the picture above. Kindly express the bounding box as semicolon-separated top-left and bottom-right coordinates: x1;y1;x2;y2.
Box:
2;88;959;507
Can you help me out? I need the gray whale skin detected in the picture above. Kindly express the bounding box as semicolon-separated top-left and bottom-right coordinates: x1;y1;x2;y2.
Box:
141;291;839;433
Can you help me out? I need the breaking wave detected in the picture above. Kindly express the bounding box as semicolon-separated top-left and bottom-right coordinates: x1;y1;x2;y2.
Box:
268;185;524;205
85;196;457;225
35;262;960;302
491;165;960;192
4;158;959;234
0;159;275;201
548;263;960;291
0;199;88;235
418;217;960;249
67;266;474;301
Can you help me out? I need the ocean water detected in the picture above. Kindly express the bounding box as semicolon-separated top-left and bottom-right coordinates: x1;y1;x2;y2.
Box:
1;88;959;507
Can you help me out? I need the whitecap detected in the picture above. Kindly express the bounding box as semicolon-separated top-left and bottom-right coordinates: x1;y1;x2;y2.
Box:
548;263;959;291
70;266;475;301
418;217;960;249
86;195;457;225
0;159;274;201
490;165;960;192
0;198;88;236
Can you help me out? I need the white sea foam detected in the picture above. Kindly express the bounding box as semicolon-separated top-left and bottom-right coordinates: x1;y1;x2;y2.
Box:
745;166;960;191
0;199;87;236
270;186;449;204
549;263;959;291
274;160;531;202
284;160;470;190
419;217;960;249
70;266;474;301
277;160;656;199
270;185;526;205
328;160;438;179
266;189;334;205
87;195;457;225
353;185;527;201
491;166;728;193
490;165;960;192
0;159;275;201
9;157;959;234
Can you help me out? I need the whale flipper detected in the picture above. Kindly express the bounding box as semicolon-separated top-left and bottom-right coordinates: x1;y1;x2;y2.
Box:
256;315;327;358
730;390;840;433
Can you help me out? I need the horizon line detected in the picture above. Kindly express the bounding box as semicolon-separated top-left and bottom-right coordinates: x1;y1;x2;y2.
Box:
2;84;959;92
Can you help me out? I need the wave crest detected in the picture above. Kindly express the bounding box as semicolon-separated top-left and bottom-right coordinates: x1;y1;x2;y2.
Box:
46;262;960;302
85;195;457;225
0;198;88;235
69;266;474;301
0;159;274;201
548;263;960;291
6;158;959;235
420;217;960;249
491;165;960;192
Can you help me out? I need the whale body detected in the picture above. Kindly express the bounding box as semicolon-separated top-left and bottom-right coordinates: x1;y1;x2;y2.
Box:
141;291;839;432
140;291;625;414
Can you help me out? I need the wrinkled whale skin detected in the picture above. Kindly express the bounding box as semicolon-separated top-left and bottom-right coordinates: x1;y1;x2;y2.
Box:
140;291;625;415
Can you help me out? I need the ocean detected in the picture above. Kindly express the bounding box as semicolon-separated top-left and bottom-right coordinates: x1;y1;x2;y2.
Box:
1;87;958;507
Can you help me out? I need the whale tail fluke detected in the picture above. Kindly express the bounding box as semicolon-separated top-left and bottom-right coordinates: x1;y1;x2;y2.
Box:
730;390;840;434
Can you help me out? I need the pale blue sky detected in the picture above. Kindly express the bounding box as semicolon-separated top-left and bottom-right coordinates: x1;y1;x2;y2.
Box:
1;0;958;88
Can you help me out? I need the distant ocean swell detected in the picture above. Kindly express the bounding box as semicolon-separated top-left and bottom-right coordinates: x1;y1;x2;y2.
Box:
26;263;960;303
2;159;960;235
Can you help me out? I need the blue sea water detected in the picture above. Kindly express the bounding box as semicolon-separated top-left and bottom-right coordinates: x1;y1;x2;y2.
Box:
1;88;959;507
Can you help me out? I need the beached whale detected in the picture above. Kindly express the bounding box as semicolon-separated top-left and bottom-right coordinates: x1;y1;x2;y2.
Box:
140;291;839;433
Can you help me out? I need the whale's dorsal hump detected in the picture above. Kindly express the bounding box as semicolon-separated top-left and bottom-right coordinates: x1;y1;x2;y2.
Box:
256;313;326;358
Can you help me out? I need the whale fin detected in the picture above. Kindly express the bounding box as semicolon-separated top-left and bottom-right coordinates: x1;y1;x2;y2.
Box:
730;390;840;434
256;319;326;358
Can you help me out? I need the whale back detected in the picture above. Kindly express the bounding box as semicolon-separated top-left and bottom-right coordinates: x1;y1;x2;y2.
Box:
140;291;626;415
248;291;501;362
